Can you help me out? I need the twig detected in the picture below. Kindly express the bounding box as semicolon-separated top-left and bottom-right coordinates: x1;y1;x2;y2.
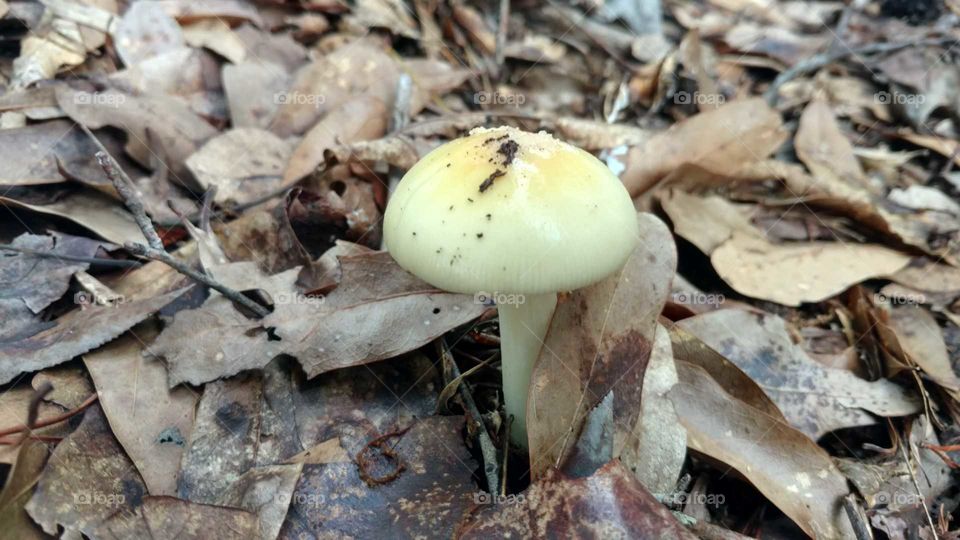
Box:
0;392;98;439
764;37;957;104
77;124;165;251
495;0;510;71
0;244;140;268
500;414;511;497
124;243;270;318
902;433;940;539
438;341;500;495
842;494;874;540
79;122;272;319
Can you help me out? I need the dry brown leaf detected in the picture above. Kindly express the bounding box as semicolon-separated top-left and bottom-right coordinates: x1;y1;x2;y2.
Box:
0;190;147;246
284;438;350;464
156;0;263;26
0;386;71;466
218;464;303;540
11;16;87;89
887;306;960;399
711;232;911;306
678;310;921;439
1;232;112;341
283;96;388;185
795;99;870;192
84;326;198;496
25;405;147;539
55;86;217;182
149;264;301;386
222;61;291;130
670;362;856;539
0;287;189;385
458;461;697;539
265;251;485;379
618;98;787;196
112;0;185;66
31;366;92;409
178;374;262;504
182;19;246;64
527;213;676;479
93;496;258;539
186;128;292;206
617;323;686;496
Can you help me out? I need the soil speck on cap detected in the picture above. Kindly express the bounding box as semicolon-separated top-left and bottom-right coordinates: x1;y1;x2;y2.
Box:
479;169;506;192
497;139;519;166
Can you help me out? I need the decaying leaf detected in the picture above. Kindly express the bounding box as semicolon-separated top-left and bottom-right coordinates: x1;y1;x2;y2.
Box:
218;464;303;540
185;128;292;206
84;326;198;496
25;405;147;539
528;213;676;479
678;309;921;439
279;416;477;538
618;98;787;196
93;496;258;539
177;374;262;504
0;441;50;540
265;251;486;379
458;460;697;539
671;362;856;539
0;287;189;385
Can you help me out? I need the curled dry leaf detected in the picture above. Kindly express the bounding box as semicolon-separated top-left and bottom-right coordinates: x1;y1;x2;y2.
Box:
617;323;686;496
0;189;148;246
678;309;921;439
661;190;912;306
25;405;147;540
279;416;477;538
84;326;198;496
458;460;696;539
185;128;292;206
93;496;258;539
887;306;960;399
618;98;787;196
670;362;856;539
182;19;247;64
527;213;676;479
0;287;189;385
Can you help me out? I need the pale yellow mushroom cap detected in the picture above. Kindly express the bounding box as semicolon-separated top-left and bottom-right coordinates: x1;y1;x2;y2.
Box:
383;126;639;295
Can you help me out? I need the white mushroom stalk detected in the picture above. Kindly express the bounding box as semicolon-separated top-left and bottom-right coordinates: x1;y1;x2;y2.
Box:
383;126;638;448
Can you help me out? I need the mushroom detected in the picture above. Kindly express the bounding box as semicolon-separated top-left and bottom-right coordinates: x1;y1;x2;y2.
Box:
383;126;638;446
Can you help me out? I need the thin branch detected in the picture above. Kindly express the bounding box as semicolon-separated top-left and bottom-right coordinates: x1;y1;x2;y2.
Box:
438;341;500;495
77;124;166;251
0;392;99;439
124;242;271;318
842;494;874;540
0;244;141;268
764;37;957;105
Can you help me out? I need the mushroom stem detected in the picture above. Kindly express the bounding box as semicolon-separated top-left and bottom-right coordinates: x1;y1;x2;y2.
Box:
497;292;557;447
